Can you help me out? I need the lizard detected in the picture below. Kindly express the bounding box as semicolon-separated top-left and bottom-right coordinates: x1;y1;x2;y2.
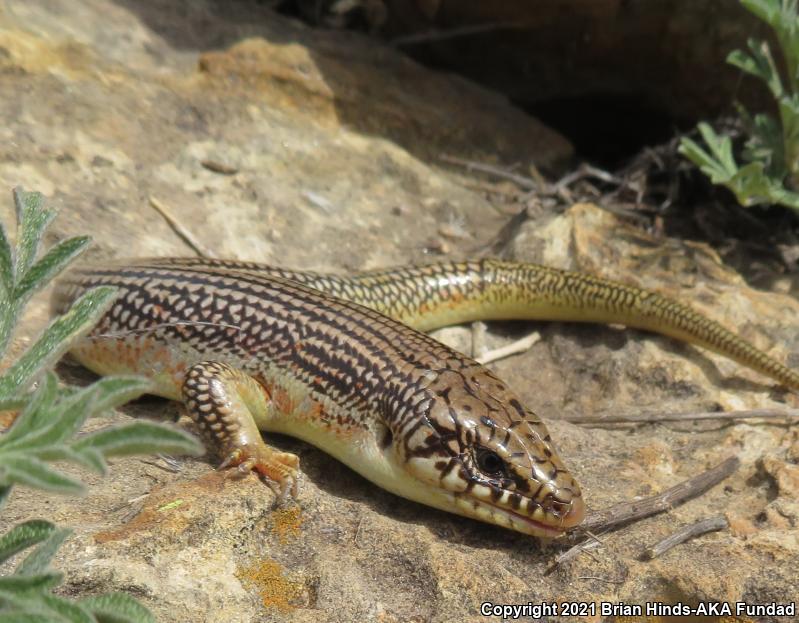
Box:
53;258;799;538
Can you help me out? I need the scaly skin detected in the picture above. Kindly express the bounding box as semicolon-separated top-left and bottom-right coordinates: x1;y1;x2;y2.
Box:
52;259;798;538
131;257;799;390
54;263;584;537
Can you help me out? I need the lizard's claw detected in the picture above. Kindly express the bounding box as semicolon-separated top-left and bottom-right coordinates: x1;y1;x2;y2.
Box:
218;444;300;503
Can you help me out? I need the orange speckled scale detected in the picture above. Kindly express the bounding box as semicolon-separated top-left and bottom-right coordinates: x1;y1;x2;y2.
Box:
70;335;189;399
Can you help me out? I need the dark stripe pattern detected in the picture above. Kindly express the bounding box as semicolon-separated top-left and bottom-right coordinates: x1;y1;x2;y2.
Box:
55;262;583;529
131;256;799;390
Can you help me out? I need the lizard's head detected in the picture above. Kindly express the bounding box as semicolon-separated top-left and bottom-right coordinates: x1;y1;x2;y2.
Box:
386;366;584;538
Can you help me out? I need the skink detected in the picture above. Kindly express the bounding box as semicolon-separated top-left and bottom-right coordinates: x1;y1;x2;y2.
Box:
53;258;799;537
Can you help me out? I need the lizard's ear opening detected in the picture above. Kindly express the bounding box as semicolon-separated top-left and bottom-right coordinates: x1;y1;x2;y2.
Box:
379;425;393;451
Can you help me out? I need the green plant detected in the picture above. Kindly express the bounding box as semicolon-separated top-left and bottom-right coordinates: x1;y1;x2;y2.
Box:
0;188;202;622
679;0;799;213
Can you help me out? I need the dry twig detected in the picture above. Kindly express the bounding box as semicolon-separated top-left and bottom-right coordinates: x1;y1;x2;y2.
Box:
566;408;799;425
479;207;534;256
440;154;538;191
553;162;623;191
470;321;488;359
643;515;729;559
550;458;738;572
460;179;521;199
576;574;627;584
391;22;520;47
476;332;540;365
148;196;215;258
580;456;739;533
201;159;239;175
139;454;183;474
547;530;608;572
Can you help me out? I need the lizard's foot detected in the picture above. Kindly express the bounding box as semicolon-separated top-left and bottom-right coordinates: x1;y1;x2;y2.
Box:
219;444;299;503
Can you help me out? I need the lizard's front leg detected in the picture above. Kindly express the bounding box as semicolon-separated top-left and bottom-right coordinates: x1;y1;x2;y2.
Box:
182;361;299;501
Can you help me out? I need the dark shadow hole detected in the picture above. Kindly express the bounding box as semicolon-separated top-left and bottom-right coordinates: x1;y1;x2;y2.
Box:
524;94;683;169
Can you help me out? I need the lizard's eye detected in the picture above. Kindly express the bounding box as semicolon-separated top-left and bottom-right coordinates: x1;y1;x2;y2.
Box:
475;447;506;477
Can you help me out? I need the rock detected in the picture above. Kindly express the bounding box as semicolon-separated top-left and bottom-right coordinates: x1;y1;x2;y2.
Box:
1;2;798;622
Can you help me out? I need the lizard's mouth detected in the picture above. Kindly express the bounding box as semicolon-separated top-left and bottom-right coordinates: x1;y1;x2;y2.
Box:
454;493;585;538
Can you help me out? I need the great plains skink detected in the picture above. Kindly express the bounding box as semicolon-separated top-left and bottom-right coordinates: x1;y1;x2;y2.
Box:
53;258;799;537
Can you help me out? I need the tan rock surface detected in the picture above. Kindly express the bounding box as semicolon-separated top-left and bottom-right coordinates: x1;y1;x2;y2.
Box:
1;2;797;622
